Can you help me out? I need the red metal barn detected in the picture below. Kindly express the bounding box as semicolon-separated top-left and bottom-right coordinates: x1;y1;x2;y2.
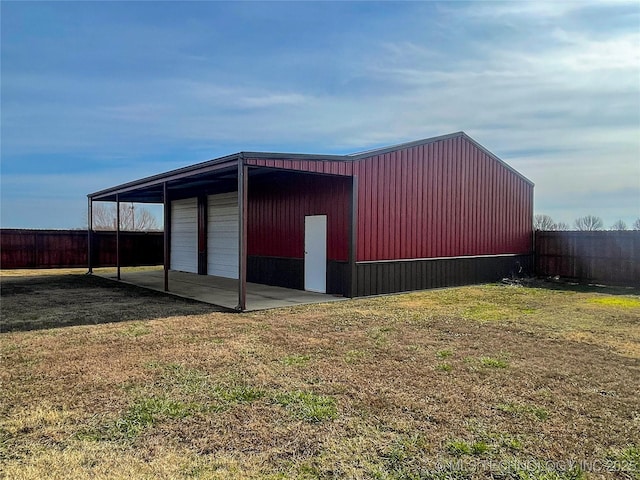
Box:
88;132;533;310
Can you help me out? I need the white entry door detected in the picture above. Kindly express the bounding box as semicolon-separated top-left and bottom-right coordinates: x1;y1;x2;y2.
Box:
304;215;327;293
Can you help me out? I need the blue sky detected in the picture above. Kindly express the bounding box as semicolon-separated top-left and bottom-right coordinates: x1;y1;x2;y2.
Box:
2;1;639;229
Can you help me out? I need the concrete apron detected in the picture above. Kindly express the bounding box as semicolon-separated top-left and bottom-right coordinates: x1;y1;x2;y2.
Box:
96;269;345;311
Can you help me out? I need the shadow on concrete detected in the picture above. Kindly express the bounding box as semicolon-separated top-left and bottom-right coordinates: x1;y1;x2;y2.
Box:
96;270;345;312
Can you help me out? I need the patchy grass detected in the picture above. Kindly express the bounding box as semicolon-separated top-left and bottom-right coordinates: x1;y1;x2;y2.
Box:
435;362;453;372
606;445;640;475
587;296;640;308
497;402;550;420
273;391;337;423
436;349;454;359
479;356;510;369
108;396;194;440
281;354;311;367
120;322;152;337
1;277;639;478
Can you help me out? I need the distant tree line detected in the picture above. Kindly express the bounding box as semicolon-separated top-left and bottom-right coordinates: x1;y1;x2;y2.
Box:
534;214;640;231
91;203;160;231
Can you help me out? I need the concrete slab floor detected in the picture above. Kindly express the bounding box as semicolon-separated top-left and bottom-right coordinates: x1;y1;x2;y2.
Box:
95;269;346;311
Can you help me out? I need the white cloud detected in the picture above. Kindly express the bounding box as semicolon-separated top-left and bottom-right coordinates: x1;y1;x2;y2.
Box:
462;0;636;20
99;103;171;122
237;93;310;108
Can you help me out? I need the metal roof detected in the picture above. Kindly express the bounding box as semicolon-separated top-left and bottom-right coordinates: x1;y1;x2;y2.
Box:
88;131;533;201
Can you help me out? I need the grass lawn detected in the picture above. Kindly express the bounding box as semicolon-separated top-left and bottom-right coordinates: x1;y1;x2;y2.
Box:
1;274;639;479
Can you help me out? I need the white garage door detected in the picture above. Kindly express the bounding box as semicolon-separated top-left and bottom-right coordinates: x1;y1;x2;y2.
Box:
170;197;198;273
207;191;239;279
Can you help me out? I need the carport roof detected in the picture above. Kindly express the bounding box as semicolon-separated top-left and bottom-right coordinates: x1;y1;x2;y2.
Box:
88;151;352;203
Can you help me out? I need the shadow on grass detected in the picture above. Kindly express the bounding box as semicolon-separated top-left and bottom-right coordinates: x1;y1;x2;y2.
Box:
0;274;221;333
527;277;640;296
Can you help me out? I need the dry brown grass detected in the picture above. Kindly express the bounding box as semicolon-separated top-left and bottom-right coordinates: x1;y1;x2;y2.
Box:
0;266;163;277
0;273;215;332
1;278;639;479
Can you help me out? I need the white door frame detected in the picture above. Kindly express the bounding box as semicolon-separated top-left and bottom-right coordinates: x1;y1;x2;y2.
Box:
304;215;327;293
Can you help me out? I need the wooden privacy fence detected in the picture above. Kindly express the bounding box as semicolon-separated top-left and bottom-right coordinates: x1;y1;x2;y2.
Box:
3;229;639;287
0;229;163;269
535;231;640;287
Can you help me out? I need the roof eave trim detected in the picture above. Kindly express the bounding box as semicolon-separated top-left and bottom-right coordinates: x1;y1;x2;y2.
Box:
348;131;465;159
460;133;535;187
348;131;534;187
242;152;351;161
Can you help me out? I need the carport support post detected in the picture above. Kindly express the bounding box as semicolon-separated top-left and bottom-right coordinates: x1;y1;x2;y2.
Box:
237;157;248;311
87;197;93;274
163;182;170;292
116;194;121;280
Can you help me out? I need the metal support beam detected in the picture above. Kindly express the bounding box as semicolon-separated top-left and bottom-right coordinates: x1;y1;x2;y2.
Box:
87;197;93;274
116;194;121;280
237;158;248;311
163;182;170;292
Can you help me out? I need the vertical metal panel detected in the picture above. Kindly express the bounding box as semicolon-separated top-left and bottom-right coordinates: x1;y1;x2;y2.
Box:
247;256;303;290
401;148;407;258
247;173;350;262
353;255;534;296
443;141;452;257
355;136;533;261
415;145;424;259
426;142;435;258
434;141;443;257
240;158;355;175
348;175;358;298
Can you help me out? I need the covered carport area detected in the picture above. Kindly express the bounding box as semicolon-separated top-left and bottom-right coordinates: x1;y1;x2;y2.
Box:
87;152;356;311
94;268;344;311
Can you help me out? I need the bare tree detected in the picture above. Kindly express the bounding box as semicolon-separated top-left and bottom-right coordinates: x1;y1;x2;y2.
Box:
92;204;117;230
555;221;570;230
91;203;160;231
610;219;627;231
534;214;556;230
633;218;640;230
574;215;603;231
131;207;160;231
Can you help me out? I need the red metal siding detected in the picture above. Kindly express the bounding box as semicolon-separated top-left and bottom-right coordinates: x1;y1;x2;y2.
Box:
247;174;350;261
356;136;533;261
